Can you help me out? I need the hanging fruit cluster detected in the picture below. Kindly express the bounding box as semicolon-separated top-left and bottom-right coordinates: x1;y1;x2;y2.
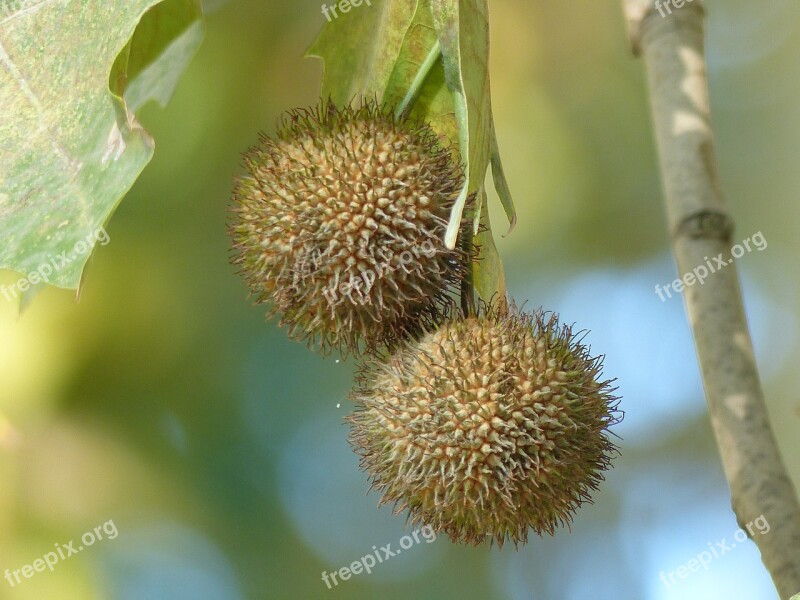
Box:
228;100;621;547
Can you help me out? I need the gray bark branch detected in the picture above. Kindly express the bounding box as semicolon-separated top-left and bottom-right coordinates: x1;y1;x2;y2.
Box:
621;1;800;597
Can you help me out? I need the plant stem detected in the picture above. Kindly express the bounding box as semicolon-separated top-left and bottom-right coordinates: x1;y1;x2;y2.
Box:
622;1;800;597
394;40;441;120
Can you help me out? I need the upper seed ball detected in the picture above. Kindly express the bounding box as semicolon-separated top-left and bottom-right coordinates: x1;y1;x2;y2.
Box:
347;304;621;546
228;101;468;354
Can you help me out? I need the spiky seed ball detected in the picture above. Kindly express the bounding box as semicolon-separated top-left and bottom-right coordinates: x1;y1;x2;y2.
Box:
347;304;621;546
228;101;468;354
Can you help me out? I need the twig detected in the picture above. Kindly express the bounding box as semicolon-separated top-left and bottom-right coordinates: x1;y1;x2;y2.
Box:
621;1;800;597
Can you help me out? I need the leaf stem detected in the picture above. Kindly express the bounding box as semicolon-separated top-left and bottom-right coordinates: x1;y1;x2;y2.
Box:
395;39;441;120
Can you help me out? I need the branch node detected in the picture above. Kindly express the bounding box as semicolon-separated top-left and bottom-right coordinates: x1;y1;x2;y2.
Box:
673;209;734;242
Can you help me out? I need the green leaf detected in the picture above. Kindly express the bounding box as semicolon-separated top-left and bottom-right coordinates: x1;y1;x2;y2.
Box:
392;38;441;119
473;190;506;304
0;0;203;292
111;0;204;112
306;0;418;105
490;114;516;235
430;0;493;249
307;0;460;196
382;0;458;153
428;0;511;302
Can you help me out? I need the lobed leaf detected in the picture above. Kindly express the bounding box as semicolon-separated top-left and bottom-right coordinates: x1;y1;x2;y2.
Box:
0;0;203;293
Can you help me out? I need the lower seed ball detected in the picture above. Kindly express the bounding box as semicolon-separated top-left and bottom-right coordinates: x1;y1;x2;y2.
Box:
347;304;622;546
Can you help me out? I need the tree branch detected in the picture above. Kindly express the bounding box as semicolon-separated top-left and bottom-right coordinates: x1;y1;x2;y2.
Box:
622;1;800;597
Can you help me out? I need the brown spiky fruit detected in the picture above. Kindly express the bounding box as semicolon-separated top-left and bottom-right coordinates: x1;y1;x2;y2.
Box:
228;101;469;354
347;304;621;546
